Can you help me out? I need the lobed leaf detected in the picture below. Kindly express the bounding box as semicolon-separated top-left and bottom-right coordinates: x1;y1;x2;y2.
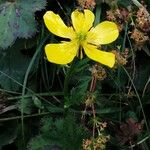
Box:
0;0;46;49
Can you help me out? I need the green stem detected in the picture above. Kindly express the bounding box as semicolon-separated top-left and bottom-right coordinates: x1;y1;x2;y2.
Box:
131;0;145;8
0;71;57;106
129;135;150;148
8;92;63;100
0;112;50;122
63;65;74;100
121;22;128;52
122;66;149;133
20;34;49;147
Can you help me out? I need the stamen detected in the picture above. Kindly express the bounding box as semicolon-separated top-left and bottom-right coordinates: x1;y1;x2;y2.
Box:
77;32;87;41
77;46;83;59
80;48;83;59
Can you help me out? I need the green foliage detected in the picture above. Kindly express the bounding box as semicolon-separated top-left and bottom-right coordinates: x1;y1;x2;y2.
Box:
0;0;150;150
0;0;46;49
28;114;89;150
117;0;131;7
63;58;90;107
69;75;91;105
17;97;34;114
33;96;44;109
0;43;31;91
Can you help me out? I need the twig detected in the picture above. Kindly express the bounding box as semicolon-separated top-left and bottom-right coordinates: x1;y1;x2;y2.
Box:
0;112;49;122
0;105;16;115
142;76;150;97
92;104;96;138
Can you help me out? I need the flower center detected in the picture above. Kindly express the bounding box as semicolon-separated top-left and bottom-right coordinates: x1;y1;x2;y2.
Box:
76;32;87;42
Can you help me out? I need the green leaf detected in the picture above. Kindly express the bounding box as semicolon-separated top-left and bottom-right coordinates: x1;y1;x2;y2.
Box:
117;0;131;7
33;96;44;109
126;111;138;121
0;47;30;91
0;0;46;49
17;97;34;114
28;114;89;150
96;107;121;115
28;135;47;150
68;76;91;106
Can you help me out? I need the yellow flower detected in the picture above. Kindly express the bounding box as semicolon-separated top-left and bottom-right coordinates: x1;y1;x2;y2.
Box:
43;9;119;68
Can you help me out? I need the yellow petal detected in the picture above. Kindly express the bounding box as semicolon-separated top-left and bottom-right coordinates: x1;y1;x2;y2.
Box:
71;9;94;33
45;41;79;65
43;11;76;39
87;21;119;45
83;43;115;68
